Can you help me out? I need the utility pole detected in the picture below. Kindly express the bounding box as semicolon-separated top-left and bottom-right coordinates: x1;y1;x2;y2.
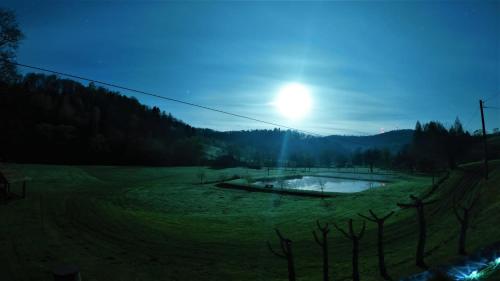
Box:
479;100;488;179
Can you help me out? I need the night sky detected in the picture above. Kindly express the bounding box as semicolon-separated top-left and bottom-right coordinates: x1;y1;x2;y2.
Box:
4;1;499;135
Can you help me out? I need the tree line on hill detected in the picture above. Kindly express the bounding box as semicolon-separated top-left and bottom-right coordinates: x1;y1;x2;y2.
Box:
392;119;482;173
211;119;483;174
0;70;489;171
202;129;415;169
0;74;203;165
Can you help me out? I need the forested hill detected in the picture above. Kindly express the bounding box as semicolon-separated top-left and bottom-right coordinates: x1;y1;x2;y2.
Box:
323;130;414;152
0;73;203;165
201;129;414;166
0;73;414;166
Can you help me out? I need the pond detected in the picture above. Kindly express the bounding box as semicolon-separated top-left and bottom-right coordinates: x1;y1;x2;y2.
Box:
254;176;385;193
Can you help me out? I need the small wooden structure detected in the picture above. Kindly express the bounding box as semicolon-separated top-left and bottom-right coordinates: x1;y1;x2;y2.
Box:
0;166;28;200
0;170;10;199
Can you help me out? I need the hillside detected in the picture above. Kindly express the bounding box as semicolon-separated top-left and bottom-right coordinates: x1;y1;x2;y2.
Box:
1;161;499;280
322;129;414;152
203;129;414;166
0;74;202;165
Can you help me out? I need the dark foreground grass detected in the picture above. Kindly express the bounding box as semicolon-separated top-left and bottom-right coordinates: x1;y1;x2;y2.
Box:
1;163;499;281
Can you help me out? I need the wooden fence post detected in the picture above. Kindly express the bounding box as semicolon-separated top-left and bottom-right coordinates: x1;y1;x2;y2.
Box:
22;181;26;198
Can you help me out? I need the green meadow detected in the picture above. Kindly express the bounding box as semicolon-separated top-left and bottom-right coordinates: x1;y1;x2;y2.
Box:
1;162;500;281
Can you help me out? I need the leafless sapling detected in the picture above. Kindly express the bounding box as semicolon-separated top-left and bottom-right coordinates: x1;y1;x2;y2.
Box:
334;219;366;281
278;178;287;191
312;220;330;281
244;173;253;186
397;195;438;268
218;173;227;183
358;210;394;280
267;229;296;281
197;169;206;184
273;179;287;207
453;191;481;255
22;180;26;198
318;179;325;195
318;179;332;208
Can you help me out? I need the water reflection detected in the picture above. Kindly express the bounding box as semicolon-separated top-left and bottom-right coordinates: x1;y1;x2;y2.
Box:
254;176;385;193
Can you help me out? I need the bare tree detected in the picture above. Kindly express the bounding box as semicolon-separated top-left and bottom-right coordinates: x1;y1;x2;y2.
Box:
218;173;227;183
318;178;325;197
272;179;287;207
453;191;481;255
334;219;366;281
397;195;438;268
317;178;332;208
196;169;206;184
278;178;288;191
0;9;24;84
358;210;394;280
267;229;295;281
244;173;253;186
312;220;330;281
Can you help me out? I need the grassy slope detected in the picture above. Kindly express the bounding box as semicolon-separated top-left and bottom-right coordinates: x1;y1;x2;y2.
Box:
0;163;499;281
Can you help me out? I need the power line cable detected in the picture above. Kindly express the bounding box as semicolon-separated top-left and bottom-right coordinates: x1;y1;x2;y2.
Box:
462;107;480;131
483;92;499;102
4;60;399;139
6;60;335;136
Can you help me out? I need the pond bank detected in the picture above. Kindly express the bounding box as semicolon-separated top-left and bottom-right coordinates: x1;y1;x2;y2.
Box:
215;182;335;197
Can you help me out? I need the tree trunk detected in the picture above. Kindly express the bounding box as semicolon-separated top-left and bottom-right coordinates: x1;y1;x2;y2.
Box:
416;205;427;268
377;222;390;279
352;238;360;281
322;232;329;281
287;244;296;281
458;212;469;255
449;156;456;170
22;181;26;198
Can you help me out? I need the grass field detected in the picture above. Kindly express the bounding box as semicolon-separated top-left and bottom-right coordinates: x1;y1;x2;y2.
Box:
1;163;500;281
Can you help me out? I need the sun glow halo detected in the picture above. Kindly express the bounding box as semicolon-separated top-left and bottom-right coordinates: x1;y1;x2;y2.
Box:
275;83;312;120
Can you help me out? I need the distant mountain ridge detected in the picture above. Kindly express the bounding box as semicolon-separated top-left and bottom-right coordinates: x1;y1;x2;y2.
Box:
322;130;414;152
201;128;414;164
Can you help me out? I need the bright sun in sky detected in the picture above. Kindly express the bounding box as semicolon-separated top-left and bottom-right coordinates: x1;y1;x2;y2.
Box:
274;83;312;120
